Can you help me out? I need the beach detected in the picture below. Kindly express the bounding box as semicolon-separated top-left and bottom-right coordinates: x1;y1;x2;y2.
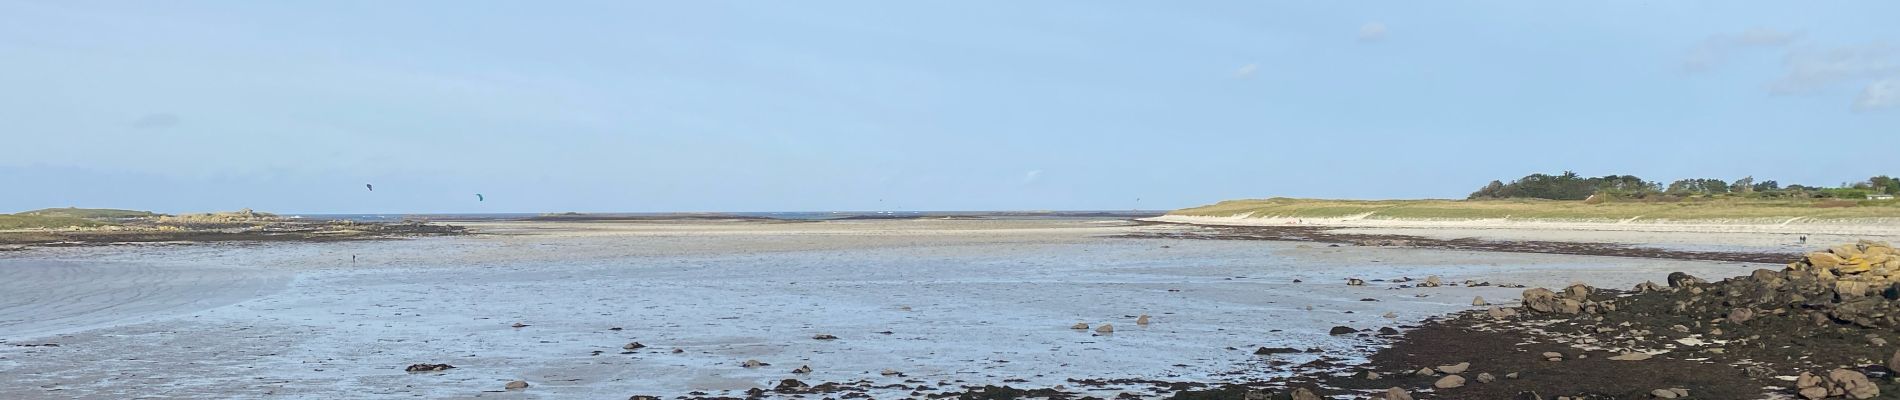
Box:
0;217;1792;398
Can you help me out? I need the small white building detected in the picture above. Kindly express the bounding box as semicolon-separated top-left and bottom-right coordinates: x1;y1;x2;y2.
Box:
1870;194;1896;201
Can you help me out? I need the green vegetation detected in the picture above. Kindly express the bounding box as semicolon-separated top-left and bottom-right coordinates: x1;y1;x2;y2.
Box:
0;214;108;230
0;207;163;230
1469;172;1900;201
1169;197;1900;221
17;207;161;219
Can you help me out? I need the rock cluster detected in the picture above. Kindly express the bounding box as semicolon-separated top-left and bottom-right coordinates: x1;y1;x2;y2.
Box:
1520;284;1613;315
1790;240;1900;277
1795;369;1879;399
1649;242;1900;329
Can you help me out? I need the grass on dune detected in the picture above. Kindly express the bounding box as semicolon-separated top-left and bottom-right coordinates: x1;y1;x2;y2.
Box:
1169;197;1900;221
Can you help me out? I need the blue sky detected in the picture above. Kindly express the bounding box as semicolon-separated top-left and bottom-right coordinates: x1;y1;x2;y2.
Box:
2;1;1896;213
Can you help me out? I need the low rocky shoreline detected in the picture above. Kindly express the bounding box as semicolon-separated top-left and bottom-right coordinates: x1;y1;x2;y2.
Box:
0;220;466;248
648;241;1900;399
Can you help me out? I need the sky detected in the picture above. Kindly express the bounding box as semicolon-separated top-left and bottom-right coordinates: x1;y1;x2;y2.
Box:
2;1;1896;214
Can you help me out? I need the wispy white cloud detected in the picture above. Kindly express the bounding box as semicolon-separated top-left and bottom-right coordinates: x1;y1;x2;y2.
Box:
1856;78;1900;111
1233;63;1259;78
1021;170;1043;185
1768;43;1900;94
1682;27;1803;71
1358;22;1386;42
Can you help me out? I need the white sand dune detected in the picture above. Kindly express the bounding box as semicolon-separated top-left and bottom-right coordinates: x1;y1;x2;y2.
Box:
0;220;1769;398
1145;214;1900;253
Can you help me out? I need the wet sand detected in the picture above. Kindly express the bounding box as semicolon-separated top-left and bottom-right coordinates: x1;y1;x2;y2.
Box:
0;219;1773;398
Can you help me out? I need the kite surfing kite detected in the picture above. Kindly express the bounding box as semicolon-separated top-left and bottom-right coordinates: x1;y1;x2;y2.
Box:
365;183;374;191
475;194;485;202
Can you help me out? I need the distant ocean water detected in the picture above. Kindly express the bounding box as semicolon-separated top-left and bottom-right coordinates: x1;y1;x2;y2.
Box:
293;210;1166;223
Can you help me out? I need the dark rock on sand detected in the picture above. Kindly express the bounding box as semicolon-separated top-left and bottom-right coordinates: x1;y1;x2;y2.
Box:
404;363;455;372
1255;347;1301;355
773;379;811;392
1329;326;1358;335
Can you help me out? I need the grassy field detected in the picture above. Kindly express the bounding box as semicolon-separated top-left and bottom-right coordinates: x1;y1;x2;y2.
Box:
0;215;108;230
0;207;160;230
1169;197;1900;221
17;207;160;219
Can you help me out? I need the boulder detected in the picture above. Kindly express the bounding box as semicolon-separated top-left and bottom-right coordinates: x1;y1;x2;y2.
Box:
1558;299;1583;314
1487;307;1519;319
1649;388;1688;399
1472;296;1488;306
1071;322;1089;330
1830;369;1879;399
792;365;812;374
1666;272;1702;288
812;334;839;340
1420;275;1443;287
1633;281;1663;292
1136;314;1151;325
1522;288;1561;313
1329;326;1358;335
1289;388;1321;400
1561;284;1593;300
1095;324;1114;334
1434;374;1466;389
1476;372;1496;383
505;380;529;390
1378;387;1414;400
1798;371;1826;398
1727;308;1754;323
773;379;810;392
1436;362;1470;374
742;359;766;368
1608;352;1652;361
623;342;646;350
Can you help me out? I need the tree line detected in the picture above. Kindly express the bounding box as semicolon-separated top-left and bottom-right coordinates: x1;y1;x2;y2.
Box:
1468;172;1900;201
